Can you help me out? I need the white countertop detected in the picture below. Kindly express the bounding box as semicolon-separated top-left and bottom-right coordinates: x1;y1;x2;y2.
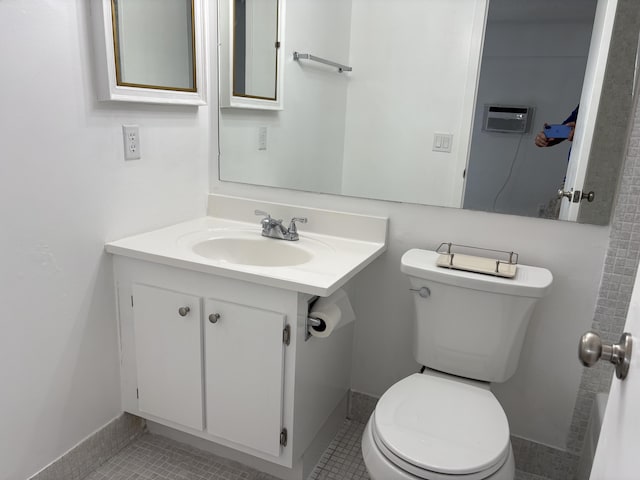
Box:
105;215;387;296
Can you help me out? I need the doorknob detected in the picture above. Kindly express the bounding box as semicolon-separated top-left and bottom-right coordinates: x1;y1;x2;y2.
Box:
558;189;596;203
558;188;574;200
578;331;633;380
580;191;595;202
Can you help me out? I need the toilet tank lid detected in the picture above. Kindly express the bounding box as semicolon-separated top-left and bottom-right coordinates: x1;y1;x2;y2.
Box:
401;249;553;298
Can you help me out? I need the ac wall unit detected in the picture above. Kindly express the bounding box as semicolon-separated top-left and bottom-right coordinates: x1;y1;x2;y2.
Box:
483;105;534;134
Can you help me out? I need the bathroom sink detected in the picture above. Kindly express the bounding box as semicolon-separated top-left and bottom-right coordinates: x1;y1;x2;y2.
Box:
192;237;313;266
105;199;388;296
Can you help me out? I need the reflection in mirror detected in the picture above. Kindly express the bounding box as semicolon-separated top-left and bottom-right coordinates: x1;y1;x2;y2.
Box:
112;0;196;91
463;1;598;219
218;0;639;224
233;0;279;100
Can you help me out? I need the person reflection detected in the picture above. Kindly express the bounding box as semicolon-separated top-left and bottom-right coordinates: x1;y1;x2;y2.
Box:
533;105;579;219
534;105;579;148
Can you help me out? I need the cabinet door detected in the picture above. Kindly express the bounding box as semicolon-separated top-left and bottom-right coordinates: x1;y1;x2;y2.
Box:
205;299;286;456
132;284;203;431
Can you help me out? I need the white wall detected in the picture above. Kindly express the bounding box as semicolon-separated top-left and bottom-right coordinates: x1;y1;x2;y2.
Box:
210;10;611;451
0;1;210;479
341;0;486;207
218;0;353;194
464;20;594;216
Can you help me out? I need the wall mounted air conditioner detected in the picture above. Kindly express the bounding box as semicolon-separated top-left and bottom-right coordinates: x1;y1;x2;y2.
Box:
483;105;534;133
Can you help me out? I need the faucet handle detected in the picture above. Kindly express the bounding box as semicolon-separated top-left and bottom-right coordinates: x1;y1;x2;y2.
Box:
288;217;308;234
255;210;273;232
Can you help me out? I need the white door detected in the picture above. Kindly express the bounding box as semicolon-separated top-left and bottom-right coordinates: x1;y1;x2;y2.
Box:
558;0;617;221
589;268;640;479
204;298;286;457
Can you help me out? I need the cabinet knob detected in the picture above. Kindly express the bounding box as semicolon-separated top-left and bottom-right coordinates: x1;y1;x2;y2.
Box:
178;306;190;317
209;313;220;324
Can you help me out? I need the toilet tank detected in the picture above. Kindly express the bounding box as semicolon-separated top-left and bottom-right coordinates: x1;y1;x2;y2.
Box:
401;249;553;383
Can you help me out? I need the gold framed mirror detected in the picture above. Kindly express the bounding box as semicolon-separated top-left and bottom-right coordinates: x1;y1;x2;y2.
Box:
92;0;207;105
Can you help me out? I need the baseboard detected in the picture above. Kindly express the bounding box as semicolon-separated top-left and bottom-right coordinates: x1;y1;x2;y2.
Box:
28;413;146;480
348;390;378;423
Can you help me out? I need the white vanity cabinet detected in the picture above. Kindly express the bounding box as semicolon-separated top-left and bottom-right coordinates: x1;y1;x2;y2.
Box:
113;255;354;471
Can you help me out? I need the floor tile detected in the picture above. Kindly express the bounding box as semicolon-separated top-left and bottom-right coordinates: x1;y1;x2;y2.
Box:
84;420;550;480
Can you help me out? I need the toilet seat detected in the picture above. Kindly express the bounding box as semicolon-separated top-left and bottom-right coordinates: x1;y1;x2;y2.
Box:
372;373;510;479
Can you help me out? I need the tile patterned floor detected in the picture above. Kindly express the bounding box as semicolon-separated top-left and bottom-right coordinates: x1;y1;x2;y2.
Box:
307;421;368;480
83;433;278;480
84;420;549;480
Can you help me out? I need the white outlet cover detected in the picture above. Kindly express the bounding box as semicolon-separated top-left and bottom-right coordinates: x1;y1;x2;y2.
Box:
122;125;141;160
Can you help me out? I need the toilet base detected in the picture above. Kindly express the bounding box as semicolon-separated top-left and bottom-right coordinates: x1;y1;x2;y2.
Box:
362;416;515;480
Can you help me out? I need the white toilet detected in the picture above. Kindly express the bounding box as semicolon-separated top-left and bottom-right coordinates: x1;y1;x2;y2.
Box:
362;248;553;480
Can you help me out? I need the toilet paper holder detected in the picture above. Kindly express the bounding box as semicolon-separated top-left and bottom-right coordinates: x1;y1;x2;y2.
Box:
305;315;324;341
305;290;355;340
305;295;324;341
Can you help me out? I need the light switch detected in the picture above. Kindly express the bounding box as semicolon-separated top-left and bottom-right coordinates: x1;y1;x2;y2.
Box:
433;133;453;153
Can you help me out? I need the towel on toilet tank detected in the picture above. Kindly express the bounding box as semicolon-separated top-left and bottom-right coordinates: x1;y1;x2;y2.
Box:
309;288;356;338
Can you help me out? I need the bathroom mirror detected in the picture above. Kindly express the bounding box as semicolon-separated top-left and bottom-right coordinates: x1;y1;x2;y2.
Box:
218;0;640;224
92;0;207;105
219;0;284;109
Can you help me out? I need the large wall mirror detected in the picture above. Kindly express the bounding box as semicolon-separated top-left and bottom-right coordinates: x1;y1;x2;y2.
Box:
92;0;207;105
218;0;640;224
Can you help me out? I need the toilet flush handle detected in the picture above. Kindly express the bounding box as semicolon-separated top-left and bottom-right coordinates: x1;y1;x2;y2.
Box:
409;286;431;298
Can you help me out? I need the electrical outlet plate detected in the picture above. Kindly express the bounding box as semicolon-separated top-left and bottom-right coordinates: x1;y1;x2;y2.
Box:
122;125;141;160
258;126;267;151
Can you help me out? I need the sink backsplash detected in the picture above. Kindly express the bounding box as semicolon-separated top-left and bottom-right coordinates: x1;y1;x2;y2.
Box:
207;194;388;243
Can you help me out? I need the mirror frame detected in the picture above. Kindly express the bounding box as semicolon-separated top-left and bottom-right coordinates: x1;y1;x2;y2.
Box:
91;0;207;106
218;0;285;110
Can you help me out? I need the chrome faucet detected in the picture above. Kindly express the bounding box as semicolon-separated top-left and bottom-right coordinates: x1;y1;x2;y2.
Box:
255;210;308;241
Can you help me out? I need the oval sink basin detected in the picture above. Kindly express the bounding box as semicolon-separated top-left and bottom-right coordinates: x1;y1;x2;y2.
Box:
192;237;314;266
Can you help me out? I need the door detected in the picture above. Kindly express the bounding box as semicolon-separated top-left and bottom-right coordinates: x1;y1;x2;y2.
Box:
589;269;640;478
204;298;286;456
132;284;204;431
558;0;617;220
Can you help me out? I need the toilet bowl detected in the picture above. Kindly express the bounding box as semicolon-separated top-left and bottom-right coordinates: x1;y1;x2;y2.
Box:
361;249;552;480
361;372;515;480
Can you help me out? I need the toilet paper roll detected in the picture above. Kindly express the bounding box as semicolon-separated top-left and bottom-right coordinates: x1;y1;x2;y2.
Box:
309;288;355;338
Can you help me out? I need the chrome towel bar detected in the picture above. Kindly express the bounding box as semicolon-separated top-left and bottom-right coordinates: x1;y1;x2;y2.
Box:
293;52;352;72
